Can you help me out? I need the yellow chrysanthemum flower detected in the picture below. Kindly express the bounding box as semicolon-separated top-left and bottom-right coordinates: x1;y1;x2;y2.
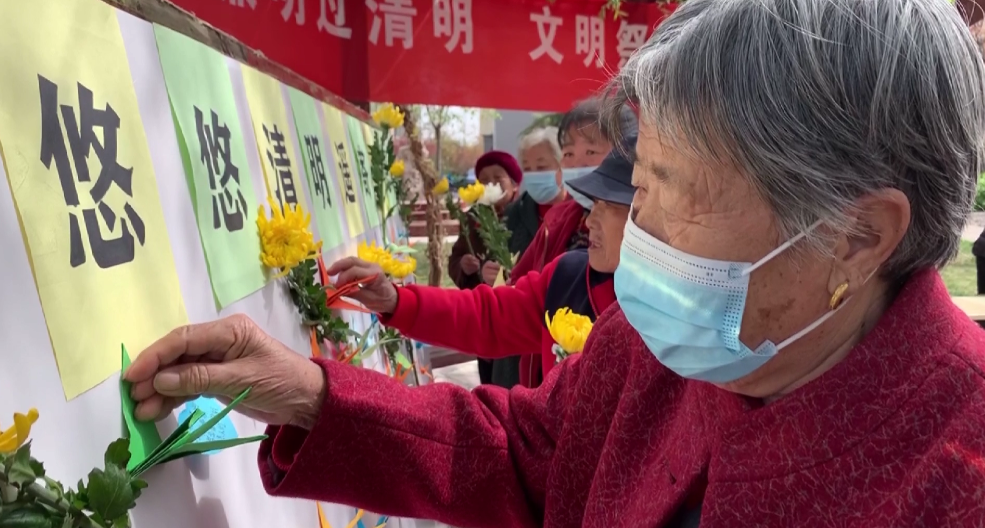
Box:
371;103;405;129
358;242;417;280
432;177;450;195
385;255;417;280
546;308;593;361
256;197;322;279
389;159;406;178
358;241;391;263
457;181;484;205
0;408;38;454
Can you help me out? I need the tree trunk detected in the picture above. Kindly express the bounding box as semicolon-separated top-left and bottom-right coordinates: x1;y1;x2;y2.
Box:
399;106;445;286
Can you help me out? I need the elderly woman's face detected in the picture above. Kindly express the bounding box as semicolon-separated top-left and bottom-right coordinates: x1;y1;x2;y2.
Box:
477;165;516;207
561;124;611;169
631;122;841;396
519;142;559;173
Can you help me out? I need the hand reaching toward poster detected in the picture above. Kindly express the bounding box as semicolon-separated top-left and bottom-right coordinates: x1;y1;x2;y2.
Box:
124;315;326;430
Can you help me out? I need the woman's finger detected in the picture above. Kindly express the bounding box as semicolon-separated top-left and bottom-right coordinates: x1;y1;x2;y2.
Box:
336;265;379;291
152;359;247;399
124;316;249;384
325;256;364;276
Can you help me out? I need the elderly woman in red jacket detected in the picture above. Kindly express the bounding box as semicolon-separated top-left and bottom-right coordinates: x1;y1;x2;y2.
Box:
125;0;985;525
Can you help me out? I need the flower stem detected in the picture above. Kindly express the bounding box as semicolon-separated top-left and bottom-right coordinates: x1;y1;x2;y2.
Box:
0;473;100;527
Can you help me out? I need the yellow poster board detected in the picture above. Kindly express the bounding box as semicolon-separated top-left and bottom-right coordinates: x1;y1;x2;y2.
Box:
0;0;188;399
241;66;307;209
322;104;365;238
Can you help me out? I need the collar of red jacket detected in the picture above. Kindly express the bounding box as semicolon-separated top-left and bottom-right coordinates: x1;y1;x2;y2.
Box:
670;268;977;480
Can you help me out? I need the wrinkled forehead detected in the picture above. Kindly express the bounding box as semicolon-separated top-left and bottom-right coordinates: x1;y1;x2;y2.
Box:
562;121;605;147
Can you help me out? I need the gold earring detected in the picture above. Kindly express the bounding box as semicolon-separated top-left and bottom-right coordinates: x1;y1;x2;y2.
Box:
829;282;849;310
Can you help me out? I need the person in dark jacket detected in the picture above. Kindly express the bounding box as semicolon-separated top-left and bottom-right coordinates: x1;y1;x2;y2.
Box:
446;150;522;385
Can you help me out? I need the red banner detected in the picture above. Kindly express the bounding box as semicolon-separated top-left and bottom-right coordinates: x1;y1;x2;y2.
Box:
167;0;675;111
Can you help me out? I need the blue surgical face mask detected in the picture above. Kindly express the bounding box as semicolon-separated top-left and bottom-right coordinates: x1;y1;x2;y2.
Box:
614;216;844;383
522;171;561;204
562;166;597;210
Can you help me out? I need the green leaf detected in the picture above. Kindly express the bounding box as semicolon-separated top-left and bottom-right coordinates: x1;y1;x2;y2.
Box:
5;445;37;487
129;479;147;502
0;505;51;528
28;460;44;479
103;439;131;469
86;464;136;522
110;515;130;528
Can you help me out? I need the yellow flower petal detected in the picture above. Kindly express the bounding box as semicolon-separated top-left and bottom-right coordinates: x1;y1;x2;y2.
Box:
546;308;593;354
433;177;450;195
389;159;406;178
0;408;38;453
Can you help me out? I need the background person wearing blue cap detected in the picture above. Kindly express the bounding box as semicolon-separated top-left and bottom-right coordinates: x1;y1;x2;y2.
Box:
319;135;638;387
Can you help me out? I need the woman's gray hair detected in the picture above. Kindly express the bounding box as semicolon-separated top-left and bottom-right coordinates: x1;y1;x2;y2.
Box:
519;126;562;161
603;0;985;280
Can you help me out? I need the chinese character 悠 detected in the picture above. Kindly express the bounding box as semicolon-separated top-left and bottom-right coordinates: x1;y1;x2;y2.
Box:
304;135;332;209
433;0;473;53
230;0;257;9
576;14;604;68
195;107;247;232
367;0;418;49
38;75;145;269
263;124;298;206
617;21;648;68
334;142;357;203
277;0;305;24
318;0;352;38
530;6;563;64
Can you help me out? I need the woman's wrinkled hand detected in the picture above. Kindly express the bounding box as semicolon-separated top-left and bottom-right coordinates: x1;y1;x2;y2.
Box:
123;314;326;429
460;254;481;275
326;257;399;314
481;261;501;286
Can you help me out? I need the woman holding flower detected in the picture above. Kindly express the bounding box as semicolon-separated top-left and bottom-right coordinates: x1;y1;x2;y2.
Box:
447;151;522;291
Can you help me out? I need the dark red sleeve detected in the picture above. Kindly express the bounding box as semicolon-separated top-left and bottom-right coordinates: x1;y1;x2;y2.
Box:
258;355;582;527
380;260;557;359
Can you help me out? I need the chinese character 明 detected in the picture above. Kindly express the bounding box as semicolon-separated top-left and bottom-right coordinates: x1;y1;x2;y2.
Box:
38;75;145;269
529;6;563;64
318;0;352;39
230;0;257;8
366;0;418;49
576;14;604;68
262;124;298;206
433;0;473;53
277;0;305;24
304;135;332;209
195;107;248;232
617;21;648;68
334;142;357;203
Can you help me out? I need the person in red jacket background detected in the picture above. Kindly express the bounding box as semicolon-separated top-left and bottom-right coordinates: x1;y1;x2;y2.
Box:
124;1;985;525
337;137;635;387
510;98;638;386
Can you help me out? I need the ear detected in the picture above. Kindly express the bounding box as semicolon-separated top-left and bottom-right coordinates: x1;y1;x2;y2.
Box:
827;189;910;297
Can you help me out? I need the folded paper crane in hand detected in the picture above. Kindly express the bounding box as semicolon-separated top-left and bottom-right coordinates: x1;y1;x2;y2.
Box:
120;345;266;477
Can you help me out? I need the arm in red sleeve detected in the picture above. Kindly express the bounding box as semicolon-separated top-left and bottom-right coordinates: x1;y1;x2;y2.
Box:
258;355;582;528
381;259;558;359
